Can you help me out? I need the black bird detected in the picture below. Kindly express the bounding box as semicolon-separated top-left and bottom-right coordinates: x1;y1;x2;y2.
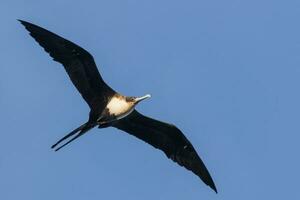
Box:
19;20;217;193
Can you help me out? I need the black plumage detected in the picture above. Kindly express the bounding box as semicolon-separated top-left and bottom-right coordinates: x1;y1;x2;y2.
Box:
19;20;114;112
113;110;217;192
19;20;217;193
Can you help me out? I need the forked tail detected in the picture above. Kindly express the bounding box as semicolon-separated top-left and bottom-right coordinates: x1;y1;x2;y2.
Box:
51;122;95;151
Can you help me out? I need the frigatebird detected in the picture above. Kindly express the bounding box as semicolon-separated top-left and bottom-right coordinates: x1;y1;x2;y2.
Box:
19;20;217;193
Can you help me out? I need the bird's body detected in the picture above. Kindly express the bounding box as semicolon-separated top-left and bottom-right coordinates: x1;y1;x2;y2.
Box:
19;20;217;193
106;95;133;119
98;94;150;124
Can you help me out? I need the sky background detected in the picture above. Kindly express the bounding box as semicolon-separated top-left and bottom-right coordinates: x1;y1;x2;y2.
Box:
0;0;299;199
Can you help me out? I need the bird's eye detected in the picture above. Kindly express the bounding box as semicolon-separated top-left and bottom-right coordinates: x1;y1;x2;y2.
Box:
126;97;134;101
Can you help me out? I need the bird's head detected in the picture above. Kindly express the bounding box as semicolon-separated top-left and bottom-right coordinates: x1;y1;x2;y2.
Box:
126;94;151;105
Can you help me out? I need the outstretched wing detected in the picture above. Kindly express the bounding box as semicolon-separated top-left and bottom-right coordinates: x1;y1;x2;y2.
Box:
112;110;217;193
19;20;115;111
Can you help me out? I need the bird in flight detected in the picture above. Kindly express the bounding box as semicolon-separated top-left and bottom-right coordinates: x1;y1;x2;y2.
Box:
19;20;217;193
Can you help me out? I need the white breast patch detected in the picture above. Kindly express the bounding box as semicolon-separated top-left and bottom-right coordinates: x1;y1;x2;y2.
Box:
106;97;133;119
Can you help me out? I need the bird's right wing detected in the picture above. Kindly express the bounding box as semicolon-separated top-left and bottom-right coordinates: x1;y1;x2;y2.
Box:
19;20;115;111
112;110;217;193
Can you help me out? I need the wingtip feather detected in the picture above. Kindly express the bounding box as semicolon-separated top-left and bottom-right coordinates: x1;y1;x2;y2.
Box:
210;183;218;193
18;19;27;25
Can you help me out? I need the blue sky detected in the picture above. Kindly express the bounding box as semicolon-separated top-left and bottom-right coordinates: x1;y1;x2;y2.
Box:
0;0;299;199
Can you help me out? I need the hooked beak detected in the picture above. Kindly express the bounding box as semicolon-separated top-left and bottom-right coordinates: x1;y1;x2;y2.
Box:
135;94;151;103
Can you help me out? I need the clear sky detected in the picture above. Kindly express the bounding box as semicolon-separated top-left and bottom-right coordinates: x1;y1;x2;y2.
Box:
0;0;299;199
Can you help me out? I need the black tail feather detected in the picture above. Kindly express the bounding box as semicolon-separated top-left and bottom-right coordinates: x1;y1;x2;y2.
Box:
51;123;87;149
53;124;94;151
51;122;96;151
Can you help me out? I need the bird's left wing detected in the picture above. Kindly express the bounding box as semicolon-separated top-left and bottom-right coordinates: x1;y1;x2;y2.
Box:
19;20;115;111
112;110;217;193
